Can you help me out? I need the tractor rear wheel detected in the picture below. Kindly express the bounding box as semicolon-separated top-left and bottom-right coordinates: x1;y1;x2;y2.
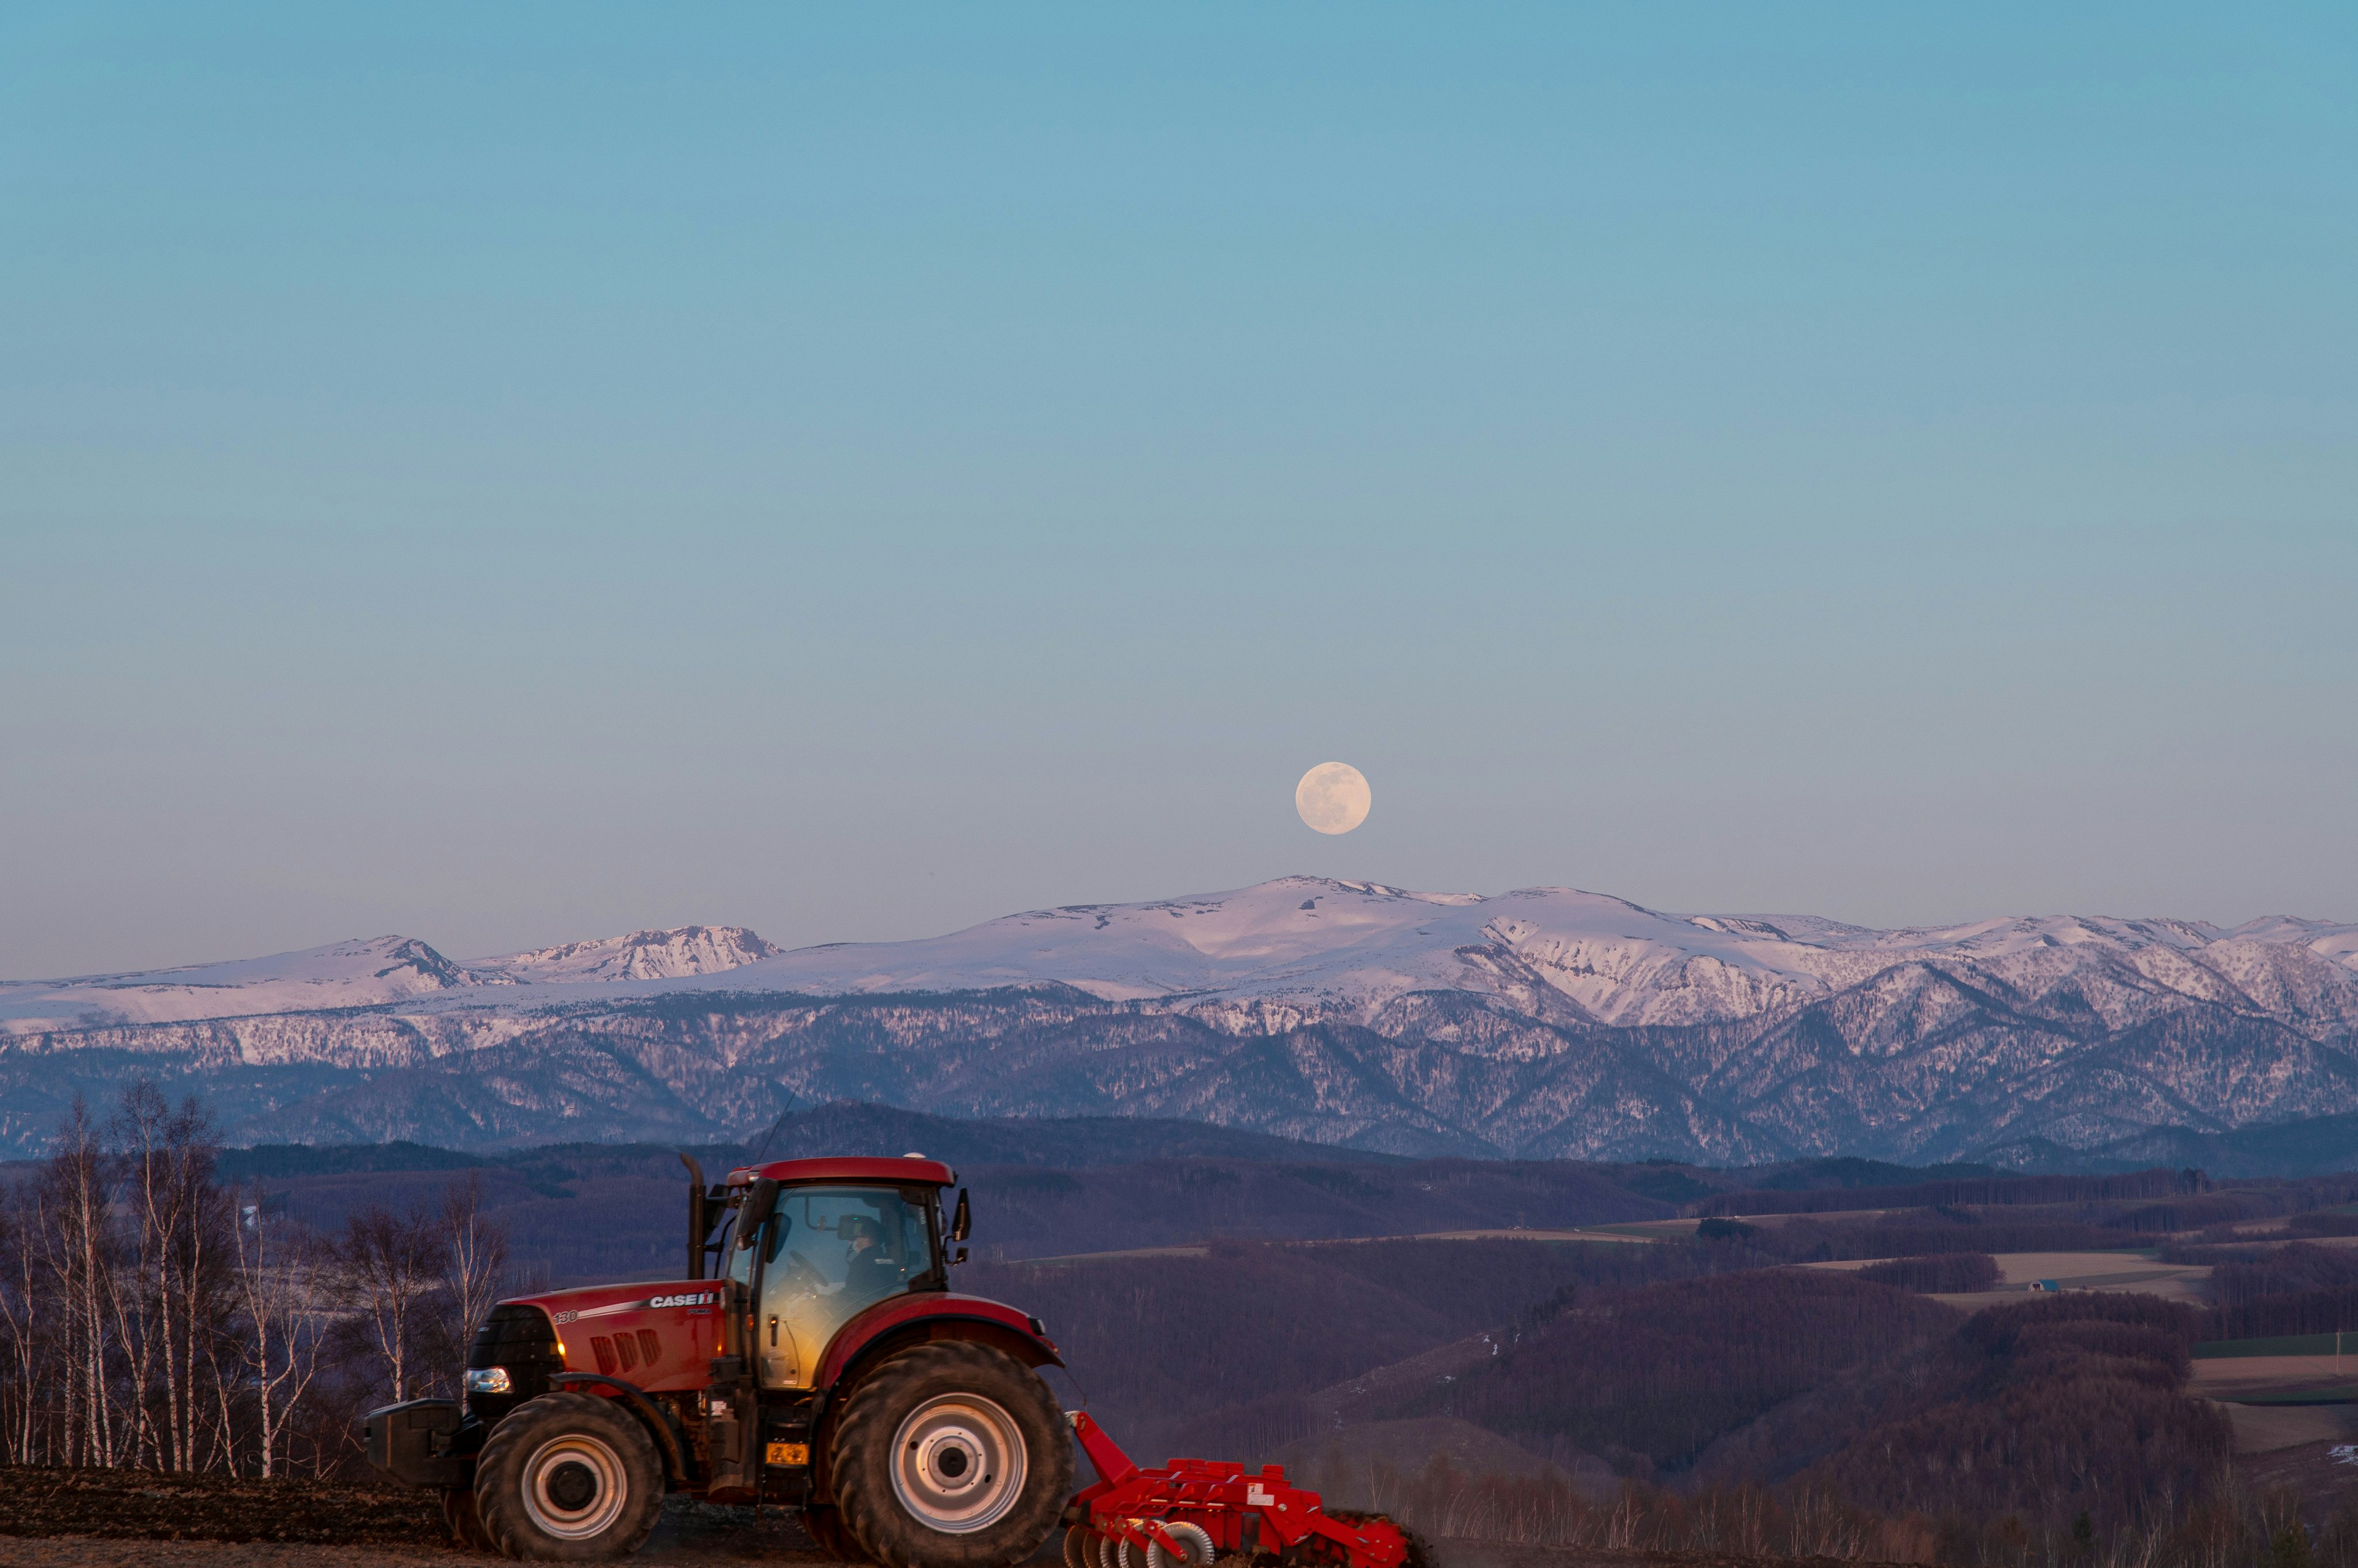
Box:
475;1391;665;1561
829;1340;1072;1568
802;1505;877;1564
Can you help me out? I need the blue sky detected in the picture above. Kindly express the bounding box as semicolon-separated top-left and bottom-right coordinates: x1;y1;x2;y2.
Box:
4;3;2353;976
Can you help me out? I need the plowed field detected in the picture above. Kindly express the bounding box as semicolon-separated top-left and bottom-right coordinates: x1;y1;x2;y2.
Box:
0;1466;825;1564
0;1468;442;1547
0;1468;1950;1568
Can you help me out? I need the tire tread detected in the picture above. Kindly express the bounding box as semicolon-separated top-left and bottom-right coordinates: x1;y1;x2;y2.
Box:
830;1341;1072;1568
475;1390;665;1561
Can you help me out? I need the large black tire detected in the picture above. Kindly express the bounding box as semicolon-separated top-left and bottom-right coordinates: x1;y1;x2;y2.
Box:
829;1341;1073;1568
441;1487;495;1552
475;1391;666;1561
803;1504;879;1564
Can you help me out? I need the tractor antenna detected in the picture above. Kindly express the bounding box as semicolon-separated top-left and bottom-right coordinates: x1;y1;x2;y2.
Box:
747;1089;798;1165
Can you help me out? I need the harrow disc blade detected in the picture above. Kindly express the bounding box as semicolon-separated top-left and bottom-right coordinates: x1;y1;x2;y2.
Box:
1146;1521;1216;1568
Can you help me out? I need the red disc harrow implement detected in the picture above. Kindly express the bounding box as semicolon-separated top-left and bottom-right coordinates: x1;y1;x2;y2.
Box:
1064;1411;1409;1568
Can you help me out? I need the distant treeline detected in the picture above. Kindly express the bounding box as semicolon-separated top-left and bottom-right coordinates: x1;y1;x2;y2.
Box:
1856;1253;1999;1292
209;1101;1418;1182
2099;1182;2358;1235
1697;1171;2358;1246
1716;1214;2126;1261
2172;1241;2358;1340
963;1157;1671;1260
1692;1166;2203;1217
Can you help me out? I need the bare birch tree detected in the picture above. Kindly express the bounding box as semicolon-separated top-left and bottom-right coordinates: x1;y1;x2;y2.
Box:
225;1189;335;1478
0;1182;39;1462
111;1085;233;1471
38;1100;119;1465
341;1203;443;1404
437;1173;510;1395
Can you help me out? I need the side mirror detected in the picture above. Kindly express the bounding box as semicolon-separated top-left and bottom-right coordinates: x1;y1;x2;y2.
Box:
735;1178;780;1249
949;1187;971;1243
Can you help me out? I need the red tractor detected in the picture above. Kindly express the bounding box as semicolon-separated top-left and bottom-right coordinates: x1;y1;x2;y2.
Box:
366;1152;1407;1568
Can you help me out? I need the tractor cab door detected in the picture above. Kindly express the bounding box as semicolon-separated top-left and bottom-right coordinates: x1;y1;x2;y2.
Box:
727;1184;938;1389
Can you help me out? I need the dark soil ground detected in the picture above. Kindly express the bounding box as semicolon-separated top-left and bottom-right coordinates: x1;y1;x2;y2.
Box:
1442;1549;1922;1568
0;1468;446;1547
0;1467;1939;1568
0;1465;827;1562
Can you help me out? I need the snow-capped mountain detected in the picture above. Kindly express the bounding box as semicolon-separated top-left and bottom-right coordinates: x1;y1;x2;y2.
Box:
473;925;780;985
726;879;2358;1035
0;925;779;1033
2;880;2355;1163
0;935;480;1031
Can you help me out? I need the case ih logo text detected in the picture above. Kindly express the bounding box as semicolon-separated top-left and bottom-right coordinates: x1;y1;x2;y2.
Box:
550;1292;714;1325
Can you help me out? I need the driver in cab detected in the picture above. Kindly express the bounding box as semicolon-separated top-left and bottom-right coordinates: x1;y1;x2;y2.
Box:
839;1214;908;1298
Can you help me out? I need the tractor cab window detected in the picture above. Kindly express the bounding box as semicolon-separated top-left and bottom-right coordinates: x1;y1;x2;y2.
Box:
728;1184;939;1388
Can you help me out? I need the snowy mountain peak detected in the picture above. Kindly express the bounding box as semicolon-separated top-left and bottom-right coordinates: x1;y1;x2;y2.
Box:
473;925;780;983
0;925;777;1032
373;937;473;988
0;934;476;1031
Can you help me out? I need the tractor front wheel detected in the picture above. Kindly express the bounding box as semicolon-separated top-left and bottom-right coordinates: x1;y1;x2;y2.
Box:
830;1340;1072;1568
440;1486;495;1552
474;1391;666;1561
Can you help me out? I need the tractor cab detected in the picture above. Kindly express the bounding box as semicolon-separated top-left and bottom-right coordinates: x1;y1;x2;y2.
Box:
702;1156;965;1389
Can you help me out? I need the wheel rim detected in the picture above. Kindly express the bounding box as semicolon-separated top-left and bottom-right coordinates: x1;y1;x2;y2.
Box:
520;1432;631;1541
889;1392;1028;1534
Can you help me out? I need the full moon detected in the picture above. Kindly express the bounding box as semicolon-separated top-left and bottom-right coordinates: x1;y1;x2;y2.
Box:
1295;762;1372;834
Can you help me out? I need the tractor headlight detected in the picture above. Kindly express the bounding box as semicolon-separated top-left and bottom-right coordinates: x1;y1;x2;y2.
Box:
465;1367;512;1395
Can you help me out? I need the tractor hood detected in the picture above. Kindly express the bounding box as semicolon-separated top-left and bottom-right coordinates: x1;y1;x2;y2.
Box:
489;1281;1061;1397
510;1279;729;1394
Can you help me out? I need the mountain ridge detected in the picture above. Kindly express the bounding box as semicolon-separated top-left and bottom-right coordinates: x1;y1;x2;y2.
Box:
12;877;2356;1034
2;877;2354;1162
